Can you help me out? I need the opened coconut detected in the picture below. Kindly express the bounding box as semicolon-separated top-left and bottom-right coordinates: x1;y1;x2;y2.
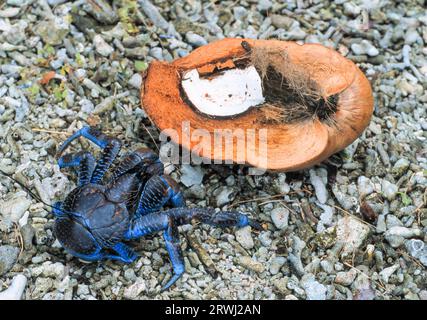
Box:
141;38;374;171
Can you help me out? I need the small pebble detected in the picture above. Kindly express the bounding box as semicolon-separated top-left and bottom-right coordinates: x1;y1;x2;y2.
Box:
123;278;146;299
180;165;204;187
270;256;286;275
379;264;400;283
93;35;113;57
0;275;27;300
335;269;357;286
381;180;398;201
309;169;328;204
301;274;327;300
185;32;207;47
270;207;289;230
235;226;254;250
336;216;370;258
0;246;20;276
236;256;265;273
128;73;142;89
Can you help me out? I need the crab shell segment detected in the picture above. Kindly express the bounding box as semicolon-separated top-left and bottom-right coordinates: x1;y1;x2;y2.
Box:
140;38;374;171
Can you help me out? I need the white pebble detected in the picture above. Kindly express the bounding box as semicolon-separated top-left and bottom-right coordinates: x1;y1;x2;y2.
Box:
0;275;27;300
93;35;113;57
309;169;328;204
270;207;289;230
235;226;254;250
381;180;398;201
379;264;399;283
128;73;142;89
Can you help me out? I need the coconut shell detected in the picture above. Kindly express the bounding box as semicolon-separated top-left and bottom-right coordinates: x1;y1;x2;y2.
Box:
141;38;374;171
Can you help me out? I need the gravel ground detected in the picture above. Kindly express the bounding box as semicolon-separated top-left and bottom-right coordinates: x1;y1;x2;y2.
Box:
0;0;426;300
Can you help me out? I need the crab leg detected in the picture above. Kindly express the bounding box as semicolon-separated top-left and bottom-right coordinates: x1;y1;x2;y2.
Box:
126;208;262;239
57;151;96;186
65;245;137;263
135;175;185;217
105;242;138;263
125;208;262;290
162;217;185;291
56;126;121;184
108;148;163;182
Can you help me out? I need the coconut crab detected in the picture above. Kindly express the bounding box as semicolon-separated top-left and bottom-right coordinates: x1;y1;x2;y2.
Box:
52;126;261;291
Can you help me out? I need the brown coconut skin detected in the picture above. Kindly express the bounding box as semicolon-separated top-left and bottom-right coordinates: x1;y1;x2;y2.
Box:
141;38;374;171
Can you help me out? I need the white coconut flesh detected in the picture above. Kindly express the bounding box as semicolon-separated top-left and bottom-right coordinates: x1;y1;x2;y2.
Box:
181;66;265;117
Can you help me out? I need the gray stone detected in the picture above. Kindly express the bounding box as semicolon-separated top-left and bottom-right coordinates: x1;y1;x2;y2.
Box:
335;269;357;286
343;2;361;16
236;256;265;273
273;277;289;295
233;6;247;20
288;254;305;277
270;207;289;230
270;256;286;275
84;0;118;24
34;19;69;45
128;73;142;89
258;231;272;247
32;277;54;299
21;224;35;249
386;215;403;229
185;32;207;47
336;216;370;257
376;214;387;233
185;184;206;200
180;164;204;187
382;180;398;201
405;239;427;267
419;290;427;300
47;0;67;5
0;7;20;18
93;35;113;57
405;29;421;45
235;226;254;250
139;0;169;30
149;47;163;60
317;204;334;231
392;158;410;177
31;262;65;278
273;173;290;194
385;227;421;248
123;268;136;282
332;185;357;210
320;260;334;274
352;266;376;300
301;274;326;300
357;176;374;198
286;27;306;40
0;246;19;275
351;40;379;56
257;0;272;11
309;169;328;204
270;15;294;29
379;264;399;283
77;284;90;296
123;278;146;299
0;195;31;223
215;186;235;207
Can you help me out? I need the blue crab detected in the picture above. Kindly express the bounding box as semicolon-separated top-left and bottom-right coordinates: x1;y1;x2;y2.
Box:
52;126;261;291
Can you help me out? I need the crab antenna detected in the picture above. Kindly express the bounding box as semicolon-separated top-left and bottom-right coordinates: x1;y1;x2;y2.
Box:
0;169;74;217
